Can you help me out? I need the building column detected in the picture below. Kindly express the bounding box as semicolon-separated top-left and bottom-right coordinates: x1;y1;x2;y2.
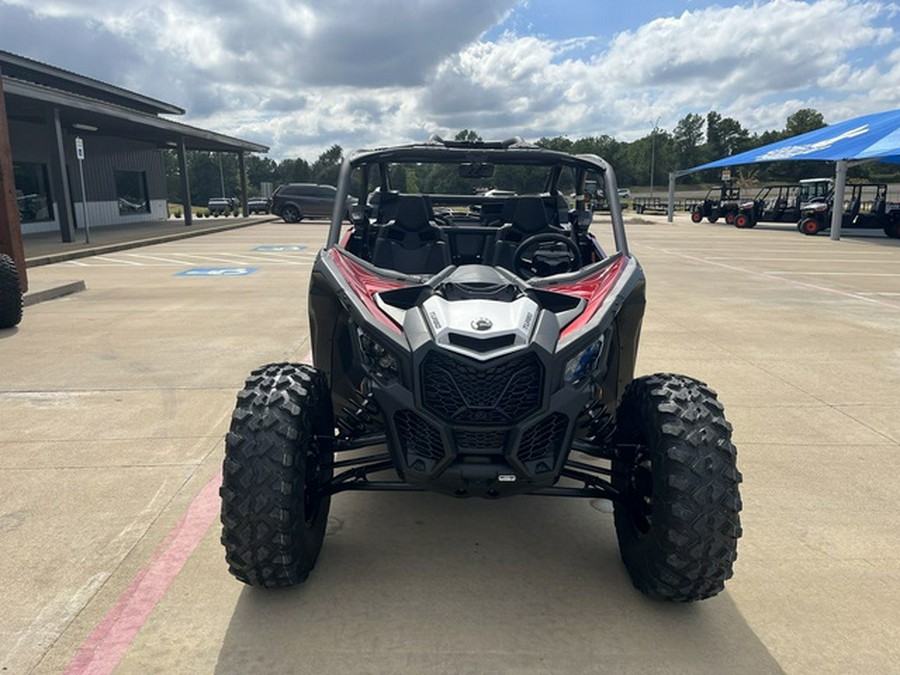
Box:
177;137;191;226
0;67;27;290
48;108;76;242
238;151;248;217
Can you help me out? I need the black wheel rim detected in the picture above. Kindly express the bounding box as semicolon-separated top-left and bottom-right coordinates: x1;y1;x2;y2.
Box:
303;442;323;526
626;447;654;535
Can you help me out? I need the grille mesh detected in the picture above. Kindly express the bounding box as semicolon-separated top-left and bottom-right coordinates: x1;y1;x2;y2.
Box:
455;429;508;451
395;409;445;473
517;413;569;473
422;352;542;425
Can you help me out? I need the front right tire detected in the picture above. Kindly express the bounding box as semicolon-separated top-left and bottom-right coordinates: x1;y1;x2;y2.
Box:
612;373;742;602
799;217;822;235
220;363;334;587
0;253;23;329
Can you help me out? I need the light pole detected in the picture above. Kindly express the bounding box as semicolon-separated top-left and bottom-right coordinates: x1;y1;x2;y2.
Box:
649;116;661;199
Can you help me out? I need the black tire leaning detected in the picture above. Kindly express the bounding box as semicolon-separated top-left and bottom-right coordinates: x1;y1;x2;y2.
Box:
883;219;900;239
0;253;23;329
612;373;742;602
220;362;334;587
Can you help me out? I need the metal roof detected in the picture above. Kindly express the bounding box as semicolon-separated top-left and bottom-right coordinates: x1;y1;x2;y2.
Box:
1;50;268;154
0;49;183;116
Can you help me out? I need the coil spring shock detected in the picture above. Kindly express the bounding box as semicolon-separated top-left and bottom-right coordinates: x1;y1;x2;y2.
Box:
336;387;381;439
579;397;616;453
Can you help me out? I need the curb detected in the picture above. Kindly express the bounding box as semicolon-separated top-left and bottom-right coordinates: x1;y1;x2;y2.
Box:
23;280;87;307
25;220;266;268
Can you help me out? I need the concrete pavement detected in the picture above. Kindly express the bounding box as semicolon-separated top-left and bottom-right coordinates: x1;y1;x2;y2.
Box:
1;215;898;673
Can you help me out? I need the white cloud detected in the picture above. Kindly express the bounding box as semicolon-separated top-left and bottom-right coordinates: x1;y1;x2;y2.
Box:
1;0;898;159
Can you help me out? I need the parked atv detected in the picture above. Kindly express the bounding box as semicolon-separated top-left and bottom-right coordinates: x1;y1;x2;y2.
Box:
798;182;900;238
690;182;741;224
733;178;832;229
220;137;743;601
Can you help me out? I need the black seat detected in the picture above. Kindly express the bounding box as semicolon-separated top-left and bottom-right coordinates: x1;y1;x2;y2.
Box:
491;196;555;271
846;196;861;221
371;196;451;275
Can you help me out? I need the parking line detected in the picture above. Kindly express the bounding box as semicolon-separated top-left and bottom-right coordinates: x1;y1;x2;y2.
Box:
93;256;143;266
658;248;900;311
65;350;314;675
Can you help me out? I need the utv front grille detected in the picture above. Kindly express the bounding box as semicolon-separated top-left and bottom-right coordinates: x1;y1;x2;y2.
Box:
517;413;569;474
421;352;542;425
394;409;446;473
455;429;508;452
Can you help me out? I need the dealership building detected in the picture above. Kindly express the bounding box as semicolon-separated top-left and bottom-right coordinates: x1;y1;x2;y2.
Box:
0;49;268;242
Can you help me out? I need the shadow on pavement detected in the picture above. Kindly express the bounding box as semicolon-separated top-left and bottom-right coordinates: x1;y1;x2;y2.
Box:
215;491;783;674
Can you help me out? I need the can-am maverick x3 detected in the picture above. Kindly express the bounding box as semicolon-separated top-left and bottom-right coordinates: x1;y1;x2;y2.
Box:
220;136;742;601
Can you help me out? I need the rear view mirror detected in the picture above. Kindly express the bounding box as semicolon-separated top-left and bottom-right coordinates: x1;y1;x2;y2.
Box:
458;162;495;179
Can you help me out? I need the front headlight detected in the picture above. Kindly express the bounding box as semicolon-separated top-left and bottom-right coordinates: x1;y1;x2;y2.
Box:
357;329;400;382
564;336;604;386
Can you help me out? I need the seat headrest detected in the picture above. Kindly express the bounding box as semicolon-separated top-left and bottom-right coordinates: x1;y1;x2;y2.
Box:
393;196;432;232
512;196;550;233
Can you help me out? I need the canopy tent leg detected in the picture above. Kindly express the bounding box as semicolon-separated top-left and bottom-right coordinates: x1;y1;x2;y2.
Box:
830;159;848;241
667;172;676;222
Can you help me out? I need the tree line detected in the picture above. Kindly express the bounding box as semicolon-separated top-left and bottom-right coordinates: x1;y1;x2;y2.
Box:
165;108;900;204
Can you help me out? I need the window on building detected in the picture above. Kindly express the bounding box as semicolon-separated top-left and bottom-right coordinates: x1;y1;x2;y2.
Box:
13;162;54;223
115;170;150;215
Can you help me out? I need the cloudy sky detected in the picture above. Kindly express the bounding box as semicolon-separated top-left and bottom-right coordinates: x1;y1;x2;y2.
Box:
1;0;898;159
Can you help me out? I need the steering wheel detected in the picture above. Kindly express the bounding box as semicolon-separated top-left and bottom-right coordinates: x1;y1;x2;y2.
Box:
513;233;582;278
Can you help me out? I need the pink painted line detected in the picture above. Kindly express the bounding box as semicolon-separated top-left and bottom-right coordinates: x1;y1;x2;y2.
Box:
64;471;222;675
65;349;314;675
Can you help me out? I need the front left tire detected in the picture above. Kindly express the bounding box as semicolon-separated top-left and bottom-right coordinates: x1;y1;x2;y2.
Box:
220;363;334;587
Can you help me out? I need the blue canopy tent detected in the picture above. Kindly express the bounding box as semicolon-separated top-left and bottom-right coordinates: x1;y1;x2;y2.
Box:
668;108;900;239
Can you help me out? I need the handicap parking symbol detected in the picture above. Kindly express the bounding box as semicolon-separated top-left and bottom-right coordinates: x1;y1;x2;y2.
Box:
175;267;258;277
252;245;307;252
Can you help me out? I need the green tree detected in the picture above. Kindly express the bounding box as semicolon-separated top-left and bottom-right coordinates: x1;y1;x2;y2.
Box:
275;157;311;185
673;113;705;173
785;108;826;137
311;144;344;185
706;112;751;159
246;155;277;194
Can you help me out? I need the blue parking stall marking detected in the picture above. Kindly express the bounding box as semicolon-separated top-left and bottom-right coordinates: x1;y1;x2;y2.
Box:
175;267;258;277
252;245;308;252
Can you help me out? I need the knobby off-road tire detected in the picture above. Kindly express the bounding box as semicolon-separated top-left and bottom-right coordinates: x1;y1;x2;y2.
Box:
883;219;900;239
613;373;742;602
799;217;821;235
733;212;755;229
220;363;334;587
0;253;23;329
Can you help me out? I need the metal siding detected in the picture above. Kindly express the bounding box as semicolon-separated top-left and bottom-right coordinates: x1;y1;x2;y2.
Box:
65;136;166;201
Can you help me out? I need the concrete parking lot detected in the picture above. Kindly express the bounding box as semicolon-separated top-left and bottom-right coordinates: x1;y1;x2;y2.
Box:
1;215;898;674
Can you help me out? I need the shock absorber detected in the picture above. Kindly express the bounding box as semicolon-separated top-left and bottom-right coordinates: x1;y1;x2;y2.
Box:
336;387;381;439
576;396;616;456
